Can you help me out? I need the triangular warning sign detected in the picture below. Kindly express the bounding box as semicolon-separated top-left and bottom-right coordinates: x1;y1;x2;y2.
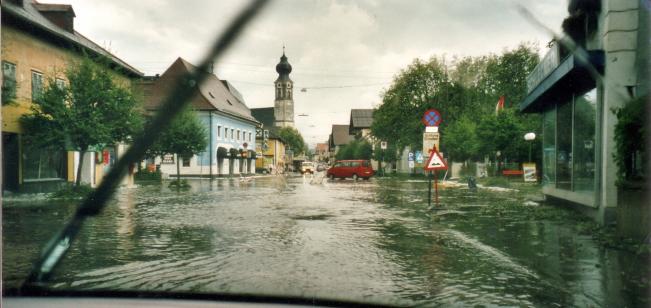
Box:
424;149;447;171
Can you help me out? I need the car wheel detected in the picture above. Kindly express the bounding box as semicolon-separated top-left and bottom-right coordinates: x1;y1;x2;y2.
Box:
329;174;335;180
352;174;358;181
363;177;370;180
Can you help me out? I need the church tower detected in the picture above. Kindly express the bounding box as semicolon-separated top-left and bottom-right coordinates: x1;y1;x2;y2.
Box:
274;48;294;127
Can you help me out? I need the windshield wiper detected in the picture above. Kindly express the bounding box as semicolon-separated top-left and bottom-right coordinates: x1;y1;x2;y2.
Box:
19;0;270;292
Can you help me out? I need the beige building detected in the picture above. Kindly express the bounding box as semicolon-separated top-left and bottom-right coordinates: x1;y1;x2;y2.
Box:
1;0;142;192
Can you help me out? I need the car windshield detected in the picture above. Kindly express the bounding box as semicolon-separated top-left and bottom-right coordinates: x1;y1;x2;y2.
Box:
2;0;650;307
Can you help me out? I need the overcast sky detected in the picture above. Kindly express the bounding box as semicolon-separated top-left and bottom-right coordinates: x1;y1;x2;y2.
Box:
41;0;567;147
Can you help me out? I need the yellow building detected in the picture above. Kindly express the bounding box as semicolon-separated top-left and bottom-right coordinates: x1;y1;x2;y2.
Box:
255;136;286;173
1;0;142;192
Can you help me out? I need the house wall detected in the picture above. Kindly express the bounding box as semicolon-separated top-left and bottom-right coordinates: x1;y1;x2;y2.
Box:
1;24;134;191
255;138;286;171
157;111;257;177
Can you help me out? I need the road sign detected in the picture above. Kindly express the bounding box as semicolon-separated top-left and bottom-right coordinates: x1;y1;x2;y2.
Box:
424;148;448;171
423;132;439;155
422;109;442;127
415;151;423;163
408;152;414;161
380;141;387;150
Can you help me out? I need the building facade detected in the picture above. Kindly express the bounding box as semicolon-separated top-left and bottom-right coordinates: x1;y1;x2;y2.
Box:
520;0;649;227
1;0;142;192
273;50;294;127
142;58;259;177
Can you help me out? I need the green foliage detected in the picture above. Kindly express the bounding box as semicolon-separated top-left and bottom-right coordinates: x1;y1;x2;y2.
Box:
168;179;191;189
613;95;648;184
49;184;94;200
20;58;143;185
336;139;373;160
372;43;541;163
372;141;398;162
150;107;207;159
134;170;162;182
480;176;512;188
277;126;306;155
444;116;479;162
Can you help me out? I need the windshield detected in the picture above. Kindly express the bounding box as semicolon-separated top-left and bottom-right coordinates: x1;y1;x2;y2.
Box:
2;0;650;307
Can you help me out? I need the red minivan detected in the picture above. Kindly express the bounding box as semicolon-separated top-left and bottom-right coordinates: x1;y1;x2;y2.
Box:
327;160;374;180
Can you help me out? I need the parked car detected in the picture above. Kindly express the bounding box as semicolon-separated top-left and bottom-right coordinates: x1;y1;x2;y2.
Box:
301;161;315;174
327;160;374;180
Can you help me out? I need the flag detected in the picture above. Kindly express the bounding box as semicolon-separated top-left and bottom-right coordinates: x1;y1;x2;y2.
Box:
495;95;505;115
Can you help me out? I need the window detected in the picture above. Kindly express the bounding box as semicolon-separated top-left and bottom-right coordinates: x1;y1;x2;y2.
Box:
248;132;252;142
237;130;240;140
182;157;191;167
542;107;556;186
55;78;66;89
218;126;221;138
572;89;596;193
351;162;360;167
31;71;43;101
556;101;572;190
225;128;229;139
22;144;66;180
2;61;17;103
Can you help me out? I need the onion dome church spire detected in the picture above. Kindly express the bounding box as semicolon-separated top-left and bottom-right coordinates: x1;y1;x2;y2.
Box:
274;46;294;127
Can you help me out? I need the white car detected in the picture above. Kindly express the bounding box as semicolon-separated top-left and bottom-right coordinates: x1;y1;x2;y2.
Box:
300;161;315;174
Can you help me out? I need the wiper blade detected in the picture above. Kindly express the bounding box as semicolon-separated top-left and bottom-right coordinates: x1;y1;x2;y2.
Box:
20;0;270;291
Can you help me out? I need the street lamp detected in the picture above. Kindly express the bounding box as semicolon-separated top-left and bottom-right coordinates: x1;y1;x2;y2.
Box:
524;132;536;162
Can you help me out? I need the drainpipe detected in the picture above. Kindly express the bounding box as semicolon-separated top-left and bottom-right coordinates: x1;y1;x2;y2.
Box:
209;111;213;179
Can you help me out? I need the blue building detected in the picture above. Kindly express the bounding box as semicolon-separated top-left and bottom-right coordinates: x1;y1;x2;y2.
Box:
142;57;260;177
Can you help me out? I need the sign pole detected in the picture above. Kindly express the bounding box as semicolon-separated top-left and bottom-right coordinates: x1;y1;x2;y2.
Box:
434;169;439;207
428;171;432;208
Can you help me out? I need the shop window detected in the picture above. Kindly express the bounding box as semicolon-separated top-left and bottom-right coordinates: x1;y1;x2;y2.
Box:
542;107;556;185
556;101;572;190
572;88;596;193
22;144;66;180
183;157;191;167
31;71;43;101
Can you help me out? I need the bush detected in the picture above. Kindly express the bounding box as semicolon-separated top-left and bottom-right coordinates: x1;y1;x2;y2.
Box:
135;170;162;181
50;184;94;200
480;176;511;188
613;95;647;186
168;179;191;189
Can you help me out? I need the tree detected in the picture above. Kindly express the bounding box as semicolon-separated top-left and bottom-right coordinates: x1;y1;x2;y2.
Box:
277;126;306;155
444;115;479;163
20;58;143;186
335;139;373;160
150;107;207;183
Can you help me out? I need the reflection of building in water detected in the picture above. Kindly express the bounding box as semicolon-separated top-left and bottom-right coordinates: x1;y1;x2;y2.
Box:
519;0;648;235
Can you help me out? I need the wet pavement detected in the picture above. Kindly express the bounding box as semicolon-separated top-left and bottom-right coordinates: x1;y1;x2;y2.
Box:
3;174;650;307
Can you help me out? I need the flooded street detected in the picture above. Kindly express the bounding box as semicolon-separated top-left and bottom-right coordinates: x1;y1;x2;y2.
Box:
3;175;649;307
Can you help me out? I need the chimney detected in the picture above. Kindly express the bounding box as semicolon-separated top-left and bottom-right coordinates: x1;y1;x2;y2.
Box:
34;4;76;33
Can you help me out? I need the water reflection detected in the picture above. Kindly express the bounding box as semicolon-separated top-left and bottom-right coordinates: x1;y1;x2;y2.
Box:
3;177;649;307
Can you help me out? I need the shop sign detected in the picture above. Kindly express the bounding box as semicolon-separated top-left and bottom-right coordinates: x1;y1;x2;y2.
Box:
527;43;560;93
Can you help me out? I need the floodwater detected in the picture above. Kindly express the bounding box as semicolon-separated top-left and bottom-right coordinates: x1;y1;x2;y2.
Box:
3;174;650;307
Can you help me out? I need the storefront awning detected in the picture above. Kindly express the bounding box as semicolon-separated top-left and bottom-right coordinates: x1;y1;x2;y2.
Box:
520;50;604;113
